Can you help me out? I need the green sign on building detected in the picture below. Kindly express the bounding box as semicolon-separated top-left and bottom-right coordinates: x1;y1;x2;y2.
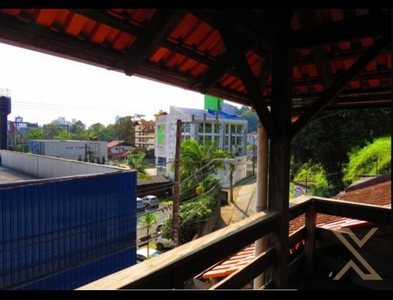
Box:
204;94;223;111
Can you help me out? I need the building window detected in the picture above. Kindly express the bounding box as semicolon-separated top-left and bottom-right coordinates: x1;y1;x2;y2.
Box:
224;136;229;147
183;123;190;133
213;136;219;146
205;123;212;133
198;123;204;133
225;124;230;134
214;123;221;134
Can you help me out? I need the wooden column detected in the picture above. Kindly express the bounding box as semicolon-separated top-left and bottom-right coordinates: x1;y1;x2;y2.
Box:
253;121;269;289
267;15;293;289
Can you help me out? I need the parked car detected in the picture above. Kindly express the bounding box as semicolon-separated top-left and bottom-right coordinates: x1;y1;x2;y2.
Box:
154;235;174;250
155;223;163;235
136;248;160;263
136;197;145;211
142;195;160;208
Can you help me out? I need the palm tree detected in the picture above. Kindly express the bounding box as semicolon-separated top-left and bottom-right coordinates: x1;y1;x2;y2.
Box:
177;140;234;200
127;151;152;181
139;213;159;258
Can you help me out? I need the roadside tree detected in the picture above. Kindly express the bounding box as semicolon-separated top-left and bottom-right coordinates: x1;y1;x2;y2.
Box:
139;213;159;257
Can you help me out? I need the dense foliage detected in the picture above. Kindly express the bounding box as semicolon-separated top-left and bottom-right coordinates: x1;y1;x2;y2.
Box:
291;108;391;195
162;193;218;244
292;134;391;198
161;140;233;244
176;139;234;201
342;135;391;186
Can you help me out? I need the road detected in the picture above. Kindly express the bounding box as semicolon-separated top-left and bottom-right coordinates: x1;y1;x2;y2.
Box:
136;203;172;241
230;176;258;224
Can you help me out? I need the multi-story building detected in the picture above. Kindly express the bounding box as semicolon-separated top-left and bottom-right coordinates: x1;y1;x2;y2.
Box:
7;116;39;149
154;97;248;186
9;116;39;135
133;119;155;150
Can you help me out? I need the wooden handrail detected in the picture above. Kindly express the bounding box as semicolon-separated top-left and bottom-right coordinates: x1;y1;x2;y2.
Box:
76;197;391;290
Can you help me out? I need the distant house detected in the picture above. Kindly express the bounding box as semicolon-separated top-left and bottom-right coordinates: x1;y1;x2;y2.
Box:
107;140;135;162
292;180;318;197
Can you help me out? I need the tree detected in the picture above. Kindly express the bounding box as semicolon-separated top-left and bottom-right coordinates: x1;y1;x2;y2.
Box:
54;129;73;140
127;151;152;181
70;120;86;140
139;213;159;258
291;108;391;195
113;116;135;144
27;128;42;140
177;139;234;201
42;122;63;139
238;107;259;133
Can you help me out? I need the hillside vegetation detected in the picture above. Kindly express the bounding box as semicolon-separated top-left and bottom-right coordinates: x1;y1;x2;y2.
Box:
292;135;391;198
342;135;391;186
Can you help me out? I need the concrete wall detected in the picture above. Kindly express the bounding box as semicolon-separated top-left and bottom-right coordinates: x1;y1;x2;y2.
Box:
0;150;123;179
28;140;108;161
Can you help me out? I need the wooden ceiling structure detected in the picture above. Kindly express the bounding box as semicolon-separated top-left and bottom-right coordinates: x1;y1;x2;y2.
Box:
0;9;390;137
0;9;391;288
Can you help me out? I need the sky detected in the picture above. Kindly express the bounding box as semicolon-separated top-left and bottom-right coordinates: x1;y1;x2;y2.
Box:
0;42;241;128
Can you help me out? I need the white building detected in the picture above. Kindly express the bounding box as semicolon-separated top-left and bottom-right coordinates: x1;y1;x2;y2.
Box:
154;102;248;187
28;140;108;163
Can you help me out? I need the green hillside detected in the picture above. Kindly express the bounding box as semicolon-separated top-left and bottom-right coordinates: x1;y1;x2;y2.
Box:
342;135;391;186
291;135;391;198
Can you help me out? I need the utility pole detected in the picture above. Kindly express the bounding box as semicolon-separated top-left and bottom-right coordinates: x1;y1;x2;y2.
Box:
172;119;181;248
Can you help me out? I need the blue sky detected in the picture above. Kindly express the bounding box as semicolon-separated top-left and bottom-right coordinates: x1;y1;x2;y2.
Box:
0;42;241;128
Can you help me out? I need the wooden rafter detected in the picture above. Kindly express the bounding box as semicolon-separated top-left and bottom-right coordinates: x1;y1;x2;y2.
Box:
122;9;186;76
290;32;391;138
213;10;274;137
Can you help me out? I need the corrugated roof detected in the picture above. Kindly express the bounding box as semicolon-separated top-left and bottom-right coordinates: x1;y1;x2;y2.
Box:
174;106;243;121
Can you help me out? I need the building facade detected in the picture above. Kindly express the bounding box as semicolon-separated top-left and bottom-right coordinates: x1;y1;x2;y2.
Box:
107;140;134;162
28;139;108;162
133;119;155;150
0;150;138;290
154;101;248;186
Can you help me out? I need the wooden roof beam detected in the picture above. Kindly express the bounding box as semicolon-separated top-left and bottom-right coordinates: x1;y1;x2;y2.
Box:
290;32;391;138
213;10;274;137
291;9;390;48
122;9;186;76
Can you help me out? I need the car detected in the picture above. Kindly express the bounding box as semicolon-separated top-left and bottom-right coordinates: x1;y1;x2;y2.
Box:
142;195;160;208
136;197;145;211
136;248;160;263
155;223;163;235
153;234;174;250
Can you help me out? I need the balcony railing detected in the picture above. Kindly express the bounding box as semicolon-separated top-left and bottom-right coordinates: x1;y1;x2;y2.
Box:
77;196;391;290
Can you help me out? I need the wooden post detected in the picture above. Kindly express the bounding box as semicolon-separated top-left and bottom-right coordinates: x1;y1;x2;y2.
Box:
267;11;294;288
253;122;268;289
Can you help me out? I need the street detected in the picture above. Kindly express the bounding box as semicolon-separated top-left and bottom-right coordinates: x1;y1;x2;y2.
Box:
136;203;172;241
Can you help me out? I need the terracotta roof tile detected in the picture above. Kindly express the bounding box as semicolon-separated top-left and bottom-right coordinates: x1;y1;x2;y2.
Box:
200;175;391;281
